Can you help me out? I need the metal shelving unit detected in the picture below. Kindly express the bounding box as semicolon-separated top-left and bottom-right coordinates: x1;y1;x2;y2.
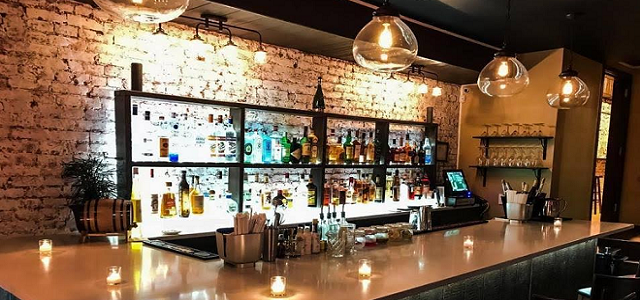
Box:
115;90;439;211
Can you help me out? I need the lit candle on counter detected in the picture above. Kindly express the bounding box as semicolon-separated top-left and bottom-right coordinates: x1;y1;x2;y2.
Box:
106;266;122;285
270;276;286;297
358;259;372;279
554;218;562;227
463;236;474;250
39;239;52;254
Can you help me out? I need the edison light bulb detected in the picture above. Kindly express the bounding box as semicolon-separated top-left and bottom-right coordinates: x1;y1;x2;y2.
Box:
254;49;267;64
418;83;428;94
432;86;442;97
561;80;574;95
378;23;393;49
131;0;142;4
352;2;418;73
546;69;590;109
497;61;509;77
221;41;238;61
402;80;414;92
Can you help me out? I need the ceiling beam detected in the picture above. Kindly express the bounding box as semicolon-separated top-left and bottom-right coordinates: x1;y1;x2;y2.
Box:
206;0;496;71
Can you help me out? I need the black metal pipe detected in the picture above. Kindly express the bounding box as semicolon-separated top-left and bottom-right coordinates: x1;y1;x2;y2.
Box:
131;63;143;91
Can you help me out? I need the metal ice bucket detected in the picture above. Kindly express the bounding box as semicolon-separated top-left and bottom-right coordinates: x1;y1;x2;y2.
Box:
215;228;263;268
506;203;533;221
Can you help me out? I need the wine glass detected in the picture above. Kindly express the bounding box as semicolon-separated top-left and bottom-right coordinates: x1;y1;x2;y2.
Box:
501;123;511;137
477;146;488;166
490;147;500;166
515;146;525;167
511;123;520;136
481;124;491;137
490;124;500;136
521;124;531;136
533;123;544;136
507;146;516;167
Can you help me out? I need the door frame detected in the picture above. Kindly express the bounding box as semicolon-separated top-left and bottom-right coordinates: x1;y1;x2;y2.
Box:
597;67;632;222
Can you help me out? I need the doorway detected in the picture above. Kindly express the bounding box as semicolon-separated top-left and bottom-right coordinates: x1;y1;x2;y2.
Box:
592;69;632;222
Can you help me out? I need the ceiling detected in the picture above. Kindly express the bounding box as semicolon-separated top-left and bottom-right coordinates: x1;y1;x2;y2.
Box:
364;0;640;69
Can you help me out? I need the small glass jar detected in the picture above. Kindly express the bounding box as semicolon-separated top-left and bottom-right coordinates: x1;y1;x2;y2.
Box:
388;224;403;242
363;227;377;247
354;229;366;250
398;222;414;241
374;226;389;244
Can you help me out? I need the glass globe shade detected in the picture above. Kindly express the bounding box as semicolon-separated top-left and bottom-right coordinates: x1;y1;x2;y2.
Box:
402;80;414;92
94;0;189;23
254;49;267;64
546;70;590;109
431;86;442;97
477;53;530;97
220;41;239;61
353;15;418;73
418;83;428;94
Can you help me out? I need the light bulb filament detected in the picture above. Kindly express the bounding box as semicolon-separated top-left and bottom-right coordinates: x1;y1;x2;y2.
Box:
378;23;393;49
497;61;509;77
561;80;574;95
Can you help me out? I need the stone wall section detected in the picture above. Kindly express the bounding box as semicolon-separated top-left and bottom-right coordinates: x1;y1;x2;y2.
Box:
0;0;460;235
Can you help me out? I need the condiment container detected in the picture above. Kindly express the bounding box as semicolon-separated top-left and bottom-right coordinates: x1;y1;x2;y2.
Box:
388;224;403;242
374;226;389;244
363;227;377;247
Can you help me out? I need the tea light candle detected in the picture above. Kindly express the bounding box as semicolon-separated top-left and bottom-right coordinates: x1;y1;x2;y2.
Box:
463;236;474;250
358;259;372;279
106;266;122;285
553;218;562;227
270;276;286;297
39;239;52;253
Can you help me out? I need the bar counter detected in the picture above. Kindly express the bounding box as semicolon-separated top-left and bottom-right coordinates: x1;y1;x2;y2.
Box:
0;220;632;300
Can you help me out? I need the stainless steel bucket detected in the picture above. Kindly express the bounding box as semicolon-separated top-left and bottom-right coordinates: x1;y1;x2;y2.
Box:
215;232;263;268
506;203;533;221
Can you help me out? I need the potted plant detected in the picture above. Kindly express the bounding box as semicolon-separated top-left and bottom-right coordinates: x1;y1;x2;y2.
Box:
62;155;117;233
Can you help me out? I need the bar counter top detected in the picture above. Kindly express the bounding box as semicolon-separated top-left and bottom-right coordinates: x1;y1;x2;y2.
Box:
0;220;632;300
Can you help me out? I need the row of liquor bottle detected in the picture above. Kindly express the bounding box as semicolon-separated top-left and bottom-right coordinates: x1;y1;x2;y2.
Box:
130;103;434;166
130;168;238;223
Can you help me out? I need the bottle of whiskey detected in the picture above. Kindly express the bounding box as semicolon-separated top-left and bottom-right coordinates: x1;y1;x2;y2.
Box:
374;175;383;203
261;174;272;210
300;126;310;164
290;137;301;164
389;139;398;164
344;130;354;164
161;182;177;218
179;171;190;217
312;77;325;111
307;174;317;207
327;129;339;164
357;132;366;164
405;133;414;165
336;136;345;164
131;167;142;224
191;175;204;214
392;170;401;202
365;132;376;164
308;129;319;164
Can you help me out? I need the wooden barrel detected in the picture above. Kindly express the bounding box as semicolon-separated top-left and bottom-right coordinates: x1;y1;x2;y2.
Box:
80;199;133;233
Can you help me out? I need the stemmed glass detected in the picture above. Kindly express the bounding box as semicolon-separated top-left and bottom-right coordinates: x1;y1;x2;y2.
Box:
491;124;501;137
507;146;516;167
515;147;524;167
490;147;500;166
522;124;533;136
501;123;511;137
481;124;491;137
533;123;544;136
477;146;488;166
499;147;509;167
511;123;520;136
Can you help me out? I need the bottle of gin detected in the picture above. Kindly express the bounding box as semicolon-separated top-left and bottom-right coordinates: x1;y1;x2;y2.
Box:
270;126;282;163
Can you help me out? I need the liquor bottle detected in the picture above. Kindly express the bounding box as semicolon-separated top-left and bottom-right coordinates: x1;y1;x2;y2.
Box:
374;129;382;164
357;132;366;164
352;130;361;164
365;132;376;164
374;175;383;203
290;137;301;164
311;219;321;254
336;136;345;164
389;139;398;164
399;174;409;201
168;112;180;162
346;177;355;204
303;226;312;255
355;171;363;203
368;174;377;203
301;126;311;164
423;137;433;165
158;116;169;159
261;129;272;163
405;133;414;165
272;190;286;209
194;120;207;162
331;179;341;206
417;141;426;165
312;76;325;111
281;133;291;164
215;115;226;162
251;128;264;164
414;172;423;200
244;128;253;163
282;173;293;208
385;172;394;202
361;174;369;204
421;173;431;198
179;171;190;217
270;126;282;163
131;167;142;224
407;171;415;200
397;136;406;163
160;182;177;218
307;174;317;207
225;115;237;162
392;170;400;202
261;174;272;210
149;168;159;214
308;129;319;164
327;129;339;164
344;130;354;164
191;176;204;214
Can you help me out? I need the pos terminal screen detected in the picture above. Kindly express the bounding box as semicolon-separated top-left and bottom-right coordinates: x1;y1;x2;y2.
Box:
446;171;469;192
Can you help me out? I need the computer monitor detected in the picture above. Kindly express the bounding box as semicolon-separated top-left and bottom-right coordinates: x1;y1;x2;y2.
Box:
443;169;472;198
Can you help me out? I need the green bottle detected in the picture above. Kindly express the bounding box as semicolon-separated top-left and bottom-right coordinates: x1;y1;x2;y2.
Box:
281;133;291;163
344;130;354;164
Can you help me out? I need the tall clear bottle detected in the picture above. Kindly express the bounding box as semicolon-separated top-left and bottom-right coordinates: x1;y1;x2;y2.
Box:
423;137;433;165
160;182;177;218
261;129;272;163
244;128;253;164
251;128;264;164
270;126;282;163
365;132;376;164
179;171;190;217
225;115;237;162
190;175;204;215
131;167;142;224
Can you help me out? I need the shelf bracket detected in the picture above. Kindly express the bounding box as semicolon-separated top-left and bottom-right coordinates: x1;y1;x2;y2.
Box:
477;167;487;187
532;168;542;183
540;138;549;160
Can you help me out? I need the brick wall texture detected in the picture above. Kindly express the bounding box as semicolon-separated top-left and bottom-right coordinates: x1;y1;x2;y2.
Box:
0;0;460;235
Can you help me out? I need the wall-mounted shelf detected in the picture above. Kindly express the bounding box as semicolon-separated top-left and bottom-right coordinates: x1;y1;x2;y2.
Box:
472;136;554;160
469;165;549;187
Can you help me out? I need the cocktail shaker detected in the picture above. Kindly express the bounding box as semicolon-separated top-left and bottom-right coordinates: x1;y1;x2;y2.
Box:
263;226;278;262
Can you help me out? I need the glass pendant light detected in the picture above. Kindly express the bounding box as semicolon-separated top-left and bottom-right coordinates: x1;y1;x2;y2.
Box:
94;0;189;23
402;72;414;92
546;14;590;109
352;0;418;73
254;46;267;64
220;29;238;61
477;0;529;97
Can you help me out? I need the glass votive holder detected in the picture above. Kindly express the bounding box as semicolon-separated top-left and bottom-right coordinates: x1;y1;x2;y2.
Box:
106;266;122;285
270;276;286;297
553;218;562;227
358;259;372;279
463;236;474;250
39;239;52;254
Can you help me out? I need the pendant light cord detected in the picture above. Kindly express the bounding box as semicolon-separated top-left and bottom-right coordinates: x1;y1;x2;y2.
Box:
502;0;512;50
567;14;575;69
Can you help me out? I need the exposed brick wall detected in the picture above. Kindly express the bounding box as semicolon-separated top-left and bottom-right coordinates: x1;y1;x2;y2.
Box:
0;0;460;235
